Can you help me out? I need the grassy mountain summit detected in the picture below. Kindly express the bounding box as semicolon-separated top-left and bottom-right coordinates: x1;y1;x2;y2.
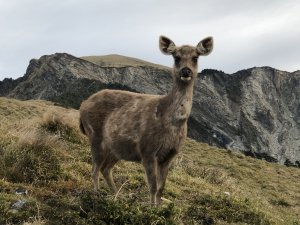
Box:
0;97;299;224
81;54;170;70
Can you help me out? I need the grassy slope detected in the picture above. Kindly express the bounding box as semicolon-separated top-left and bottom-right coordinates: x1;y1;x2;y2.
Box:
81;54;170;70
0;97;299;225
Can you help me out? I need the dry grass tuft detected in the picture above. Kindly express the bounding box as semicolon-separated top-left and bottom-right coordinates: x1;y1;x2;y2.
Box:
0;130;63;184
197;167;228;185
40;111;83;144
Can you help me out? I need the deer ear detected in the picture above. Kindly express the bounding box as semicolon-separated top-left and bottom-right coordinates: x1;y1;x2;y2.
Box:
197;37;213;56
159;36;176;55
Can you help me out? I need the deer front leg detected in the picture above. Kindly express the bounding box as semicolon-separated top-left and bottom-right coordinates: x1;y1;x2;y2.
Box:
142;157;158;205
156;148;177;204
156;162;171;204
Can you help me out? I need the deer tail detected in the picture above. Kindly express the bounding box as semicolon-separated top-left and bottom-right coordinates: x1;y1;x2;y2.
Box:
79;118;86;135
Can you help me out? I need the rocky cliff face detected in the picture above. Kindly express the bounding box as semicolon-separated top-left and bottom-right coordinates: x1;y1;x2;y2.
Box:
193;69;300;167
1;53;299;166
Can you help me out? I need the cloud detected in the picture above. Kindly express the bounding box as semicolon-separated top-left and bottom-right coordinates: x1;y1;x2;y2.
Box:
0;0;299;80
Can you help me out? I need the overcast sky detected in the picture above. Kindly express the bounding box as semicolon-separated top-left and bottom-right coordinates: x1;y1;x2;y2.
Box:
0;0;300;80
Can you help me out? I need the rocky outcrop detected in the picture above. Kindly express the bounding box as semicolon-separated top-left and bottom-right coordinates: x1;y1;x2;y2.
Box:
0;77;24;96
1;53;300;167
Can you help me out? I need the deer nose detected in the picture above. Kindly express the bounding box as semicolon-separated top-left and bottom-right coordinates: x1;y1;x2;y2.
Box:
180;67;192;77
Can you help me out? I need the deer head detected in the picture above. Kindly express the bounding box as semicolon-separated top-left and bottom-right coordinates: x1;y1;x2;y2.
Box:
159;36;213;83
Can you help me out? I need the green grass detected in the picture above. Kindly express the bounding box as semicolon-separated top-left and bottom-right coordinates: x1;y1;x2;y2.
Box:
0;97;299;224
185;194;271;225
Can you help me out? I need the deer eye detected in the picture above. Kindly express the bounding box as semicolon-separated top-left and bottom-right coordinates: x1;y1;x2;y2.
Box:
192;56;198;63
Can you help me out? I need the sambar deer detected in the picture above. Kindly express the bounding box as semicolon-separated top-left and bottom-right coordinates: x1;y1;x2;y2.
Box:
79;35;213;204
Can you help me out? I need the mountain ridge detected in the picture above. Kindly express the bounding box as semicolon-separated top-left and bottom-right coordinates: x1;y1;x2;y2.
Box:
81;54;170;71
1;52;299;167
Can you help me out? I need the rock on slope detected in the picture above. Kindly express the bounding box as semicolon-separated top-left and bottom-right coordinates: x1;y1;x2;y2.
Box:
1;53;299;166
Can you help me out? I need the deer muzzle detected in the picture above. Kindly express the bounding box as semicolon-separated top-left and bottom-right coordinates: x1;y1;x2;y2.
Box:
180;67;192;81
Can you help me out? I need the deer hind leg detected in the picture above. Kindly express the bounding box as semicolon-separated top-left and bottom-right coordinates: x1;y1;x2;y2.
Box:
91;136;104;191
92;162;101;191
100;153;119;193
142;157;158;205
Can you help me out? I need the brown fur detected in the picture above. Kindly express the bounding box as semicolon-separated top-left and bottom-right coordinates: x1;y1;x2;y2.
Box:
79;35;213;205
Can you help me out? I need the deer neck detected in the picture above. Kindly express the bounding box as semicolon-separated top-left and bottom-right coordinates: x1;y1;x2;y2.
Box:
158;77;195;123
